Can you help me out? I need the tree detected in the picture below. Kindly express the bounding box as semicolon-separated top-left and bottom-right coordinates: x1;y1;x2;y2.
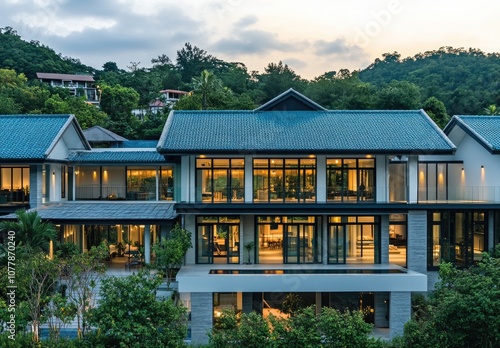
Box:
210;310;270;348
423;96;450;128
396;244;500;348
152;224;192;289
99;84;140;137
176;43;217;83
375;80;421;109
62;242;108;338
191;69;223;110
483;104;499;115
89;271;188;347
0;210;56;256
210;305;381;348
17;252;60;343
257;61;308;103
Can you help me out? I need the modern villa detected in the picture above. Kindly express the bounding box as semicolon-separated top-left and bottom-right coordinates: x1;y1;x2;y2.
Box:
1;89;499;345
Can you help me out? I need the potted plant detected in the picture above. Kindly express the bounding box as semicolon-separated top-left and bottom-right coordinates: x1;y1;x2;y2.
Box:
244;241;255;264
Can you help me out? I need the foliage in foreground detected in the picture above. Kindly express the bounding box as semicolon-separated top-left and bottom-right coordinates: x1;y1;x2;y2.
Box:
393;244;500;348
88;270;188;348
209;305;383;348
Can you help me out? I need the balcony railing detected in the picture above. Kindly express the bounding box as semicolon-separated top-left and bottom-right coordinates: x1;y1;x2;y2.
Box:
0;189;29;204
419;186;500;203
76;186;157;201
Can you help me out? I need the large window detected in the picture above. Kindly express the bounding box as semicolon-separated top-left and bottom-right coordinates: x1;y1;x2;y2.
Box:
253;158;316;203
196;159;244;203
389;160;407;202
327;158;375;202
418;162;462;201
256;216;320;264
328;216;380;264
428;211;487;269
127;167;156;200
196;216;240;264
389;214;407;267
0;166;30;204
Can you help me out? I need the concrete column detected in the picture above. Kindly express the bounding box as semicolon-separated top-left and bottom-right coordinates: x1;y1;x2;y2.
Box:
190;292;213;345
315;292;322;315
376;155;388;202
242;292;253;313
389;292;411;339
374;292;389;328
322;215;328;264
144;225;151;264
407;210;427;274
316;155;326;202
408;155;419;203
29;165;43;208
380;214;389;264
244;155;253;203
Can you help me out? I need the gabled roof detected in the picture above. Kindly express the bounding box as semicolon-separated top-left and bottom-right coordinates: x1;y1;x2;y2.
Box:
0;114;90;160
255;88;327;111
83;126;128;142
158;109;456;155
444;115;500;154
36;72;95;82
68;149;166;164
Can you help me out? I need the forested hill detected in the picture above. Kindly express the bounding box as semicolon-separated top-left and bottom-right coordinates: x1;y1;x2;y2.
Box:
2;25;500;138
358;47;500;115
0;27;93;79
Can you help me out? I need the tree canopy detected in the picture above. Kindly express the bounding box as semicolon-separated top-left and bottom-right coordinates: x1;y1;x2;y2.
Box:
2;27;500;137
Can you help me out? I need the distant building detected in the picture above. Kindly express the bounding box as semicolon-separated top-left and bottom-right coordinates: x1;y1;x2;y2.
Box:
133;89;189;119
36;72;100;106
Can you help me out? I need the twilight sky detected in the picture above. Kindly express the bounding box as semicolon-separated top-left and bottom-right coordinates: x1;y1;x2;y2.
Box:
2;0;499;79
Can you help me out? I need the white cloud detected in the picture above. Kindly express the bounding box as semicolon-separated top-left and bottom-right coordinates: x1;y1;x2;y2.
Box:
12;14;117;37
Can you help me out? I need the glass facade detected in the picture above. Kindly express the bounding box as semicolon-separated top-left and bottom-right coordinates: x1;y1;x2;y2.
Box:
196;216;240;264
256;216;321;264
253;158;316;203
428;211;487;269
0;166;30;204
326;158;375;202
389;214;407;267
389;161;407;202
196;159;244;203
327;216;380;264
75;166;174;201
418;162;463;201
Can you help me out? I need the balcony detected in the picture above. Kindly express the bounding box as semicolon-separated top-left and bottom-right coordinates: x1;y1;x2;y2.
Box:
418;186;500;203
75;186;160;201
0;189;29;204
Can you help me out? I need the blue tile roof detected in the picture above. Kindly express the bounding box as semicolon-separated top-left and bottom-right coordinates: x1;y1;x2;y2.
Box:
1;202;177;222
158;110;456;154
119;140;159;148
0;114;75;159
444;116;500;153
68;150;166;164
